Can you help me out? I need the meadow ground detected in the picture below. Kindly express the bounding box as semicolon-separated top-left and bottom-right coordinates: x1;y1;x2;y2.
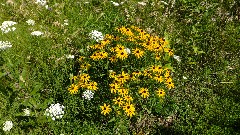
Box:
0;0;239;134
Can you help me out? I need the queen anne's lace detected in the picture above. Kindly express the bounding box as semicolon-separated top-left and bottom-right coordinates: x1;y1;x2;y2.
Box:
82;90;94;100
3;121;13;132
0;41;12;50
44;103;65;120
0;21;17;33
89;30;104;42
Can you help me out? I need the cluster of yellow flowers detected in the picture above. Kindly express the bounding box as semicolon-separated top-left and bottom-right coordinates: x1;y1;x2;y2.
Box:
68;73;98;94
68;26;175;118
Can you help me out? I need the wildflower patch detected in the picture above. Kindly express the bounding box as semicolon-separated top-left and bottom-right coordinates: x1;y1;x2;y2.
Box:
68;26;175;118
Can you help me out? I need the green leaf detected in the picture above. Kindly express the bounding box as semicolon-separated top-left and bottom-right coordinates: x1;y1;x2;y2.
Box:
30;82;42;96
0;72;7;78
108;117;115;123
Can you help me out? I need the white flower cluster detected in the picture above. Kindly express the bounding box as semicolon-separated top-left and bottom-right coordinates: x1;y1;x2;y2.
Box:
26;19;35;26
0;41;12;50
89;30;104;42
45;103;65;120
65;54;74;59
0;21;17;33
23;108;30;116
138;2;147;6
110;1;124;6
82;90;94;100
31;31;43;36
3;121;13;132
35;0;47;6
173;55;181;62
124;48;131;54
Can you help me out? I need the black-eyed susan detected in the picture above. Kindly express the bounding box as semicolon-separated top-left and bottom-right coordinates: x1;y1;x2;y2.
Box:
166;81;174;89
164;48;174;56
80;63;91;70
132;48;144;58
68;84;79;94
109;83;119;94
156;65;163;74
157;88;165;97
105;34;114;40
143;69;152;78
109;56;117;63
87;81;98;90
124;95;133;103
113;97;124;107
132;70;142;77
116;50;128;60
100;103;111;115
109;70;116;78
115;71;130;84
139;88;149;98
154;74;164;83
155;53;161;60
79;73;90;82
90;52;99;60
115;44;125;52
123;103;135;117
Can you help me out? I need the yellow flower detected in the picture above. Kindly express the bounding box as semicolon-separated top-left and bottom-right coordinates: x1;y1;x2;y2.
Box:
109;83;119;94
155;53;161;60
109;71;116;78
105;34;114;40
87;81;98;90
100;103;111;115
143;69;152;78
115;71;130;84
90;52;99;60
123;103;135;117
109;56;117;63
115;44;125;53
68;84;79;94
132;71;142;77
80;63;91;70
166;81;174;89
79;73;90;82
164;48;174;56
113;97;124;107
116;50;128;60
139;88;149;98
132;48;144;58
124;95;133;102
157;88;165;97
154;74;164;83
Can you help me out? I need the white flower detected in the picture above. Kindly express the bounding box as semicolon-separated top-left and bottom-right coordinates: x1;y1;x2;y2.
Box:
110;1;120;6
173;55;181;62
0;41;12;50
31;31;43;36
0;21;17;33
26;19;35;26
44;103;65;121
160;1;168;5
89;30;104;42
63;20;68;26
65;54;74;59
3;121;13;132
23;108;30;116
183;76;187;79
138;2;147;6
35;0;47;6
82;90;94;100
125;48;131;54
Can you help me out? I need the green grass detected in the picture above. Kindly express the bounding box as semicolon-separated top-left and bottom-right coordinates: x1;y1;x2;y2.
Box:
0;0;239;134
